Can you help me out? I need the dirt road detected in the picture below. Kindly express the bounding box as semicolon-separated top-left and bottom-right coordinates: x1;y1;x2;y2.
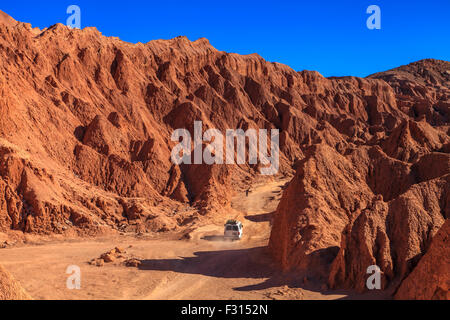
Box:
0;179;349;300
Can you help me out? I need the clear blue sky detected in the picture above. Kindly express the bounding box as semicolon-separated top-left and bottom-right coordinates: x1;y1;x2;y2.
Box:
2;1;449;77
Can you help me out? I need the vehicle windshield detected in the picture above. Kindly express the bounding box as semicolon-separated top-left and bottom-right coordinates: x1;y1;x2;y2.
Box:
226;225;239;231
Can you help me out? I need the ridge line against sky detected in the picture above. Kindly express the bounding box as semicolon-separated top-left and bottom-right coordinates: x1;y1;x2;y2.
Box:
1;0;449;77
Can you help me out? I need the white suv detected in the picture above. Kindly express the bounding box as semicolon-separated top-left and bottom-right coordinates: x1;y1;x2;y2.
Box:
224;220;243;240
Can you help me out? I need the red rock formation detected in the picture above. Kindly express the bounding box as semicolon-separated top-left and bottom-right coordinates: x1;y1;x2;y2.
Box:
0;10;422;236
0;12;448;298
0;11;16;27
395;220;449;300
328;175;448;292
369;59;450;127
270;64;449;291
269;144;374;278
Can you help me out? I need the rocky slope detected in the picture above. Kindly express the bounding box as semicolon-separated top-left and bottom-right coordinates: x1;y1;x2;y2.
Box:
0;11;448;298
394;219;449;300
369;59;450;128
0;10;411;236
0;264;31;300
269;61;449;296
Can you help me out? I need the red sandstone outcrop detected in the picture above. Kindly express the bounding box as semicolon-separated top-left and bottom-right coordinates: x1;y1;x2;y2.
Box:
269;144;374;278
0;11;16;27
269;55;449;293
394;220;449;300
328;175;448;291
369;59;450;127
0;10;425;236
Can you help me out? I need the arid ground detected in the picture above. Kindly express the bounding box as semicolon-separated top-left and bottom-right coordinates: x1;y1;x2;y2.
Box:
0;179;384;300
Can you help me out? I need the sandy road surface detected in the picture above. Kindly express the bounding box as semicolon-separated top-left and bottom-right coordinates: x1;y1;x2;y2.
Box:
0;179;350;300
